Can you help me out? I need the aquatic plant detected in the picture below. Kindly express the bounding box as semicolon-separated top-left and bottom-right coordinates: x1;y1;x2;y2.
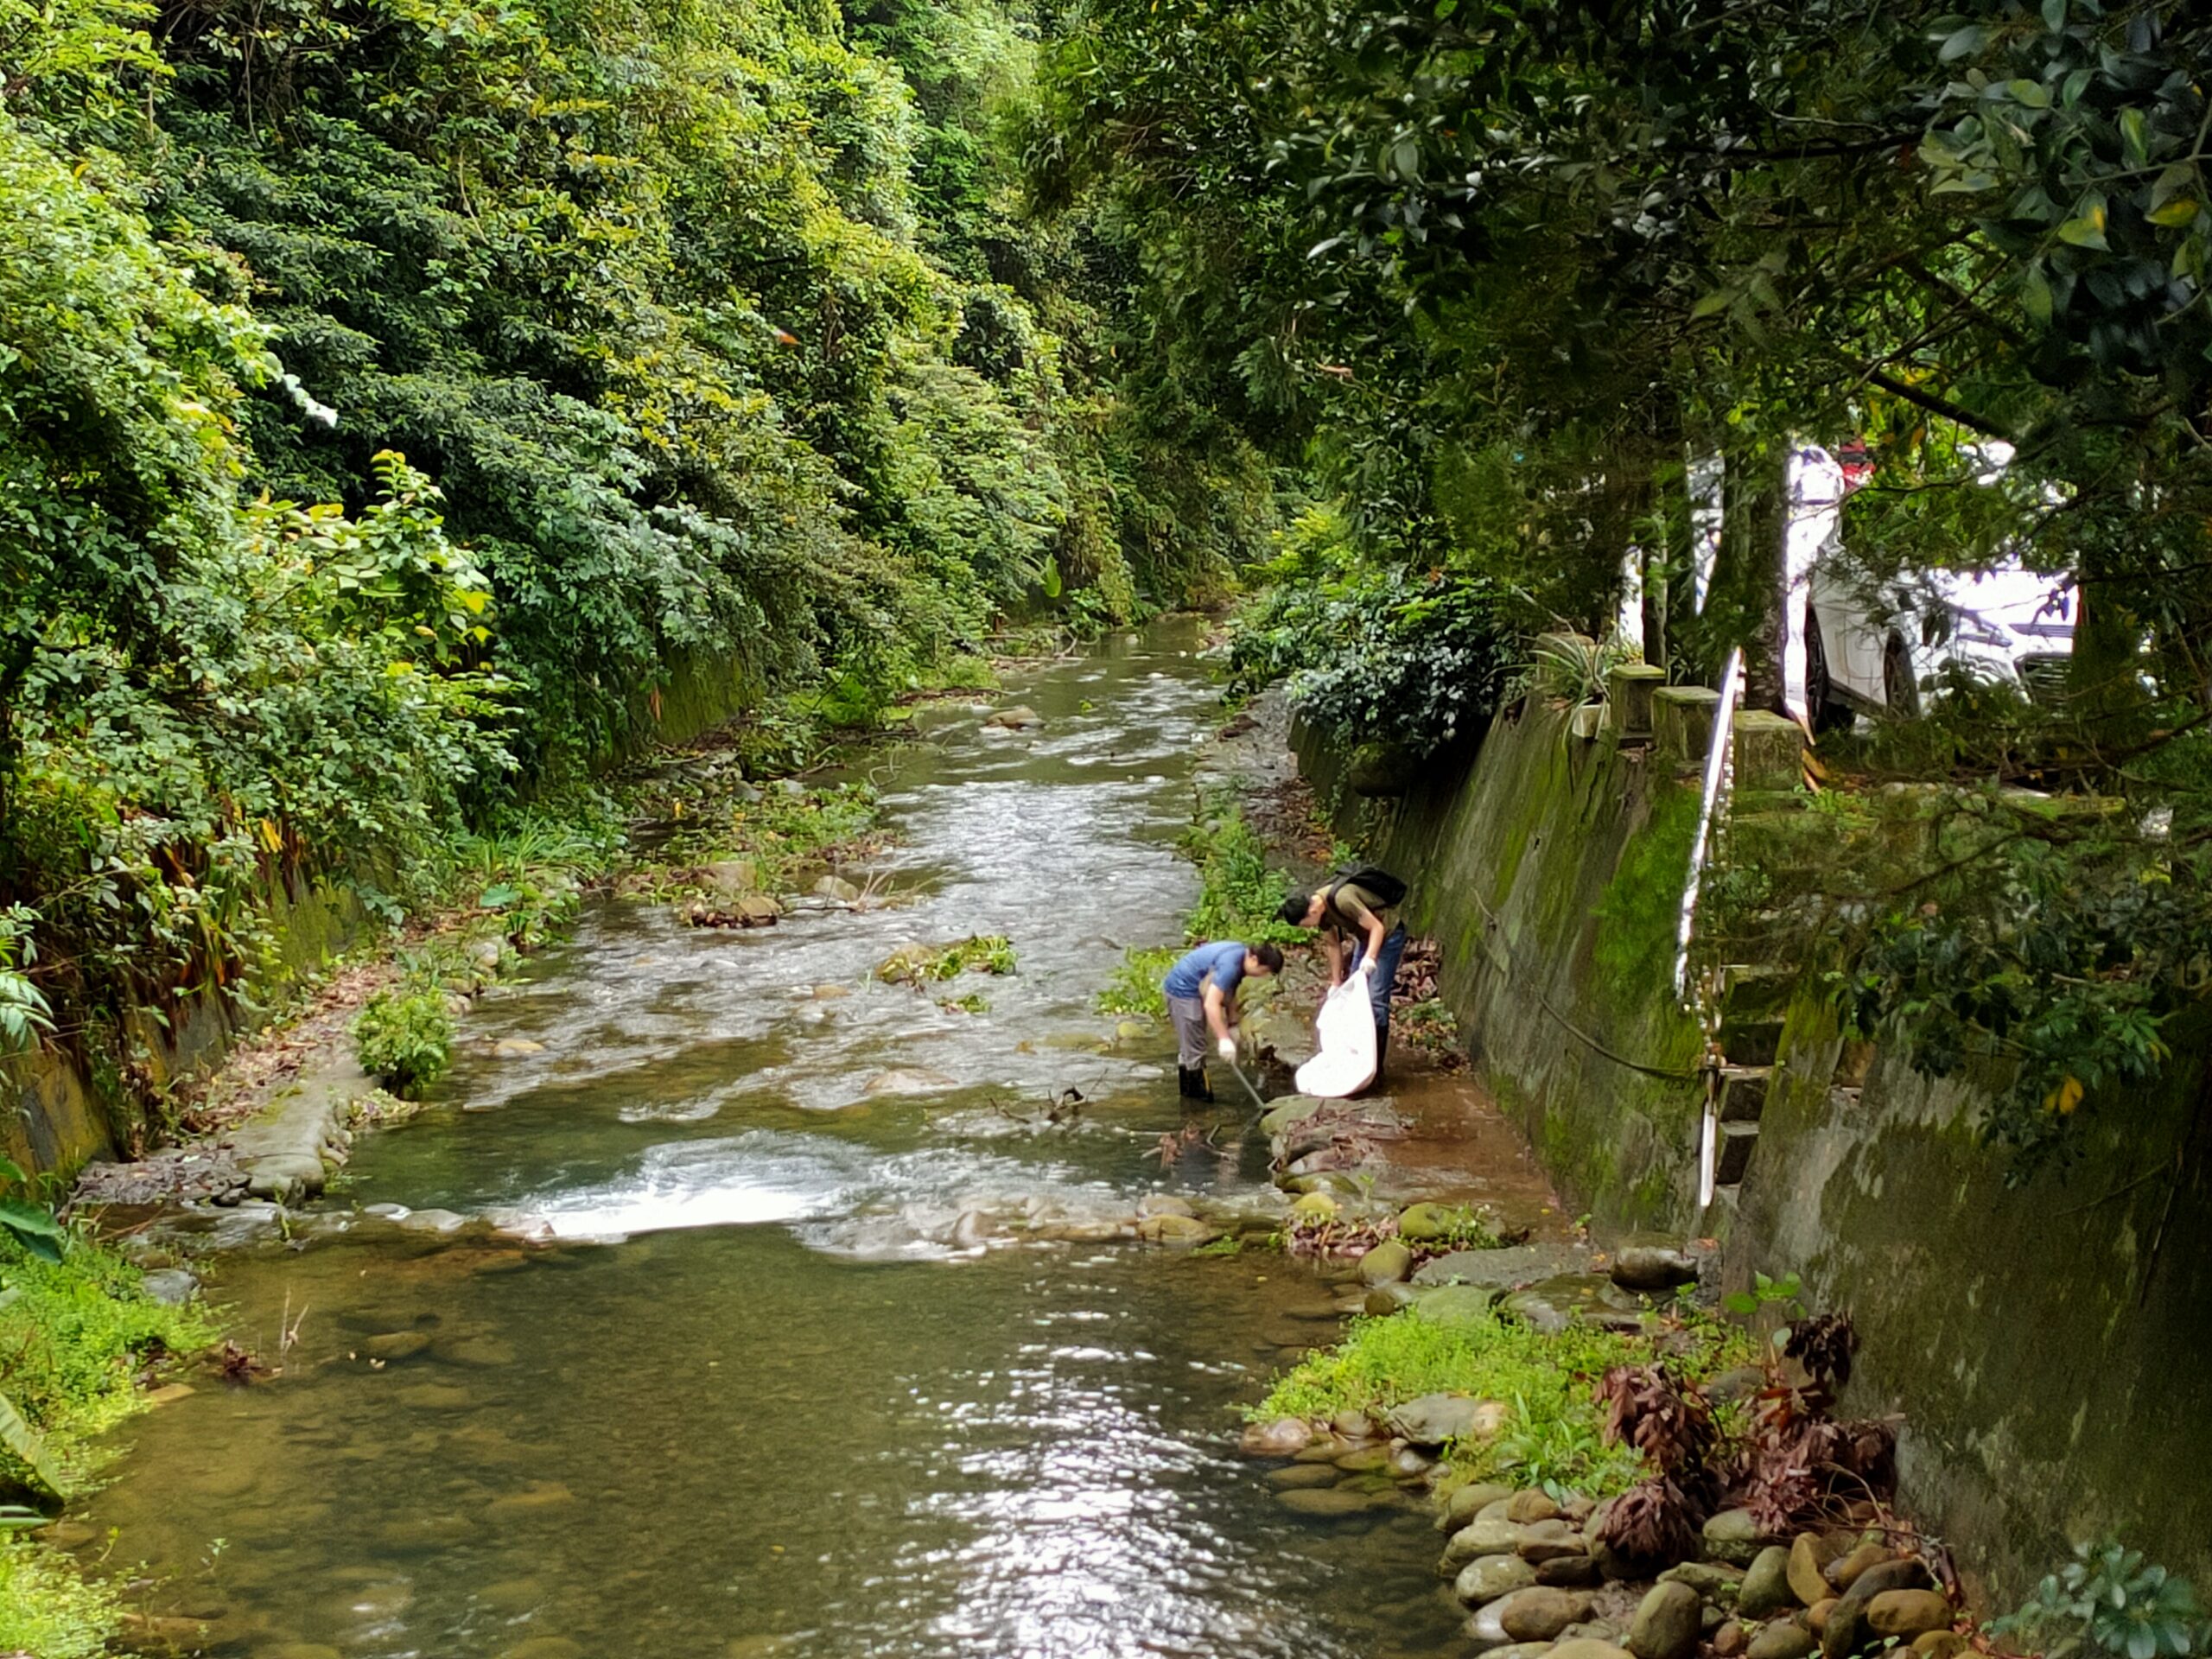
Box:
877;936;1018;988
353;988;455;1098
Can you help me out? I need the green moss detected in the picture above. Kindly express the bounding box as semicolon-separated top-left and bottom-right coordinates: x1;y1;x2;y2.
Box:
1255;1303;1753;1495
1592;784;1700;1020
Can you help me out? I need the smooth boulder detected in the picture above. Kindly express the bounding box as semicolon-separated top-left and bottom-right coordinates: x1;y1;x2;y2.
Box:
1628;1581;1704;1659
1740;1546;1797;1618
1866;1592;1953;1642
1456;1554;1541;1605
1386;1391;1489;1446
1499;1587;1595;1642
1357;1240;1414;1286
1749;1622;1820;1659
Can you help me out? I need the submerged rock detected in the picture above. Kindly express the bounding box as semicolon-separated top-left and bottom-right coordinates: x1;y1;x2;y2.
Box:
810;874;861;903
140;1268;200;1306
861;1068;959;1096
1238;1418;1312;1457
985;705;1043;730
1274;1486;1371;1517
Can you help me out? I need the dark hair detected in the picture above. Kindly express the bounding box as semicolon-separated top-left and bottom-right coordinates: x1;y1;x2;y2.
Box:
1276;893;1313;929
1249;943;1284;973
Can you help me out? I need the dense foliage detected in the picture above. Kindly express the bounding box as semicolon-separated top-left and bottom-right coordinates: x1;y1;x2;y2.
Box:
0;0;1275;1099
1028;0;2212;1167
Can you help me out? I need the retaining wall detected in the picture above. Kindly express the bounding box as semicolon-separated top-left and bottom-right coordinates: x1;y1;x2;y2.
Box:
1295;687;2212;1603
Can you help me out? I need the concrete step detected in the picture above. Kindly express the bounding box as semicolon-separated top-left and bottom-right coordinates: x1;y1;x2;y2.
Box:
1715;963;1795;1021
1717;1065;1769;1123
1715;1121;1760;1185
1717;1015;1782;1067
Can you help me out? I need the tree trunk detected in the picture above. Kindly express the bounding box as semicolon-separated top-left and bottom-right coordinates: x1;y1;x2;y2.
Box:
1713;436;1789;711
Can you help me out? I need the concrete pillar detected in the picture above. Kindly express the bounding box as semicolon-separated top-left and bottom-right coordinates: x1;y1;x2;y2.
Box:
1605;664;1667;738
1654;685;1720;766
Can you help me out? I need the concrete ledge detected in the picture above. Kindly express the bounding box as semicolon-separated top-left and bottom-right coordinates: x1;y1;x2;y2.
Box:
1654;685;1720;766
1732;710;1805;792
1605;664;1667;739
229;1054;371;1202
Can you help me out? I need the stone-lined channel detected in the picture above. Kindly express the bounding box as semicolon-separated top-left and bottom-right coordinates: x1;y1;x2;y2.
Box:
79;621;1521;1659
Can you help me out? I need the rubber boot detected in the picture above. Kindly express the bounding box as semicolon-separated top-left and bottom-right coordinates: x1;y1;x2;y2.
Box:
1177;1065;1213;1102
1360;1023;1390;1095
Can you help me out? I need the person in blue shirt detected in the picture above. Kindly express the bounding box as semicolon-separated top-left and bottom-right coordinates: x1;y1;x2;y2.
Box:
1161;939;1282;1100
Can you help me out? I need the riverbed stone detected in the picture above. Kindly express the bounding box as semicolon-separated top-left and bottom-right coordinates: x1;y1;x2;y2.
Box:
1241;1417;1313;1457
1750;1622;1818;1659
1507;1489;1560;1523
1827;1543;1891;1592
397;1208;467;1234
810;874;861;903
395;1383;474;1411
1537;1554;1603;1587
1268;1463;1344;1491
1551;1639;1637;1659
1442;1482;1518;1529
1518;1518;1587;1564
363;1331;432;1363
1463;1601;1514;1652
1366;1284;1421;1315
1386;1392;1491;1446
1611;1243;1699;1290
1789;1535;1848;1606
985;705;1042;729
1414;1241;1588;1290
1500;1586;1595;1642
1740;1547;1796;1618
1866;1592;1953;1642
1662;1561;1744;1602
1628;1581;1704;1659
1703;1507;1766;1565
492;1038;546;1058
1357;1240;1414;1286
1715;1622;1750;1657
1821;1562;1933;1659
1275;1486;1371;1517
1455;1554;1541;1605
1330;1408;1378;1440
434;1333;518;1368
1806;1600;1837;1637
1334;1445;1392;1472
1912;1633;1968;1659
862;1067;959;1096
141;1268;200;1306
1447;1517;1529;1565
1411;1285;1500;1325
1136;1212;1217;1245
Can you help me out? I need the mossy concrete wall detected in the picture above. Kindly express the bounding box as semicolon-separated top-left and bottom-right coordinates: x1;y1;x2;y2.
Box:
1297;702;1711;1229
0;869;364;1183
1737;999;2212;1602
1298;701;2212;1602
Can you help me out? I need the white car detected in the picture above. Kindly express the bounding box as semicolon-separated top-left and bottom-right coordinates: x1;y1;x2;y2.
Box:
1783;445;2076;729
1802;556;2077;728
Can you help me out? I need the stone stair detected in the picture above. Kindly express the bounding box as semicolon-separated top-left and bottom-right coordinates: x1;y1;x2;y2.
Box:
1707;964;1789;1198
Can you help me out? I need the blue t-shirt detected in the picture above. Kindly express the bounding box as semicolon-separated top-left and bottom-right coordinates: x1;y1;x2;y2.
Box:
1164;940;1249;1002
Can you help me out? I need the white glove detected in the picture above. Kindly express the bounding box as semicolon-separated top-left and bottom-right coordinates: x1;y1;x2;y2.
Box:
1217;1035;1238;1061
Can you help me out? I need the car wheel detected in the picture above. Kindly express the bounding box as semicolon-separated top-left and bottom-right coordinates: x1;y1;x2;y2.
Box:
1883;636;1921;717
1804;608;1849;734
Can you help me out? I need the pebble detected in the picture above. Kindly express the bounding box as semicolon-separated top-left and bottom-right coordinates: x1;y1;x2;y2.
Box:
1498;1586;1595;1641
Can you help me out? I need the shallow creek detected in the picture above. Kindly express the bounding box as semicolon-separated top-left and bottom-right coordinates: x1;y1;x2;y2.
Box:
83;620;1548;1659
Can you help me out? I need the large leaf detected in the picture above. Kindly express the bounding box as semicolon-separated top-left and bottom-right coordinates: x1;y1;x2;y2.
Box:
0;1391;64;1497
0;1200;64;1265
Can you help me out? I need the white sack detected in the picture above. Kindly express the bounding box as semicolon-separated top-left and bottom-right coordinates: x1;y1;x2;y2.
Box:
1294;964;1377;1099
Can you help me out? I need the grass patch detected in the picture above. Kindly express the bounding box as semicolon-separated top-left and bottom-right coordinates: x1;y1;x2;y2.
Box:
1255;1303;1753;1497
0;1232;219;1656
0;1536;122;1659
1097;946;1179;1019
877;934;1017;988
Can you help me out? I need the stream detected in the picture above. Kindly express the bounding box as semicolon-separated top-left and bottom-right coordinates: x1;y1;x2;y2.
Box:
80;620;1529;1659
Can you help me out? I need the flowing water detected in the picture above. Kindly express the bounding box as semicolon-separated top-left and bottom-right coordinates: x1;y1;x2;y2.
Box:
81;620;1534;1659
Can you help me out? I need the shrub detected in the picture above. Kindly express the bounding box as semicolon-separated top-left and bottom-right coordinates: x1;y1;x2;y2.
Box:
353;988;454;1097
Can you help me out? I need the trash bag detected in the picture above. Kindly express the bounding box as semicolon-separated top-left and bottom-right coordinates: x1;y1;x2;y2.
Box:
1294;963;1377;1098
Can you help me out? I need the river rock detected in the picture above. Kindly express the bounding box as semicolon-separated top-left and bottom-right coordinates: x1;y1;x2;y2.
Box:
1136;1212;1217;1245
1386;1392;1491;1446
862;1068;959;1096
1827;1543;1891;1592
1137;1194;1195;1218
1334;1444;1391;1471
141;1268;200;1306
1366;1284;1420;1315
1518;1518;1586;1564
363;1331;432;1363
1446;1516;1529;1565
1662;1561;1744;1601
1414;1241;1588;1289
1456;1554;1541;1605
1913;1633;1968;1659
1395;1202;1464;1242
1276;1486;1370;1517
1538;1554;1603;1587
1611;1245;1700;1291
1703;1508;1766;1566
1491;1646;1561;1659
1507;1489;1560;1523
950;1211;999;1249
1463;1601;1514;1653
1552;1641;1637;1659
491;1038;545;1058
1789;1535;1848;1606
1821;1561;1934;1659
986;705;1042;729
1412;1285;1501;1325
1268;1463;1344;1491
1866;1592;1953;1642
1806;1601;1837;1637
1500;1586;1595;1642
1740;1546;1797;1618
1442;1482;1518;1529
1357;1240;1414;1286
704;859;760;893
1715;1624;1750;1657
811;874;861;903
1628;1581;1704;1659
434;1333;518;1369
1240;1418;1312;1457
1749;1622;1818;1659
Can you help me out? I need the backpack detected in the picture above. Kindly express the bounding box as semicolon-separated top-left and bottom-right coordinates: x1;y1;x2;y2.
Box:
1327;864;1408;911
